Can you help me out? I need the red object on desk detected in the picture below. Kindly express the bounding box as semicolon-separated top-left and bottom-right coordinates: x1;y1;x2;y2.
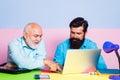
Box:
41;69;57;73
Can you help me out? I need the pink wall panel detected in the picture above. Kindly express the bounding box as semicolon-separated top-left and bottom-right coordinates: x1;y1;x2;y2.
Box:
0;28;22;64
0;28;120;69
86;29;120;69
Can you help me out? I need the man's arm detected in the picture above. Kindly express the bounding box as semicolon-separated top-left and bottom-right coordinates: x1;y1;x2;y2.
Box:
43;59;62;72
88;40;107;69
8;39;46;69
53;45;65;67
97;56;107;69
5;62;18;69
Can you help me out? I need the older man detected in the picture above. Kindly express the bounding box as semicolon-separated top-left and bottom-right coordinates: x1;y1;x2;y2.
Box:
7;22;62;72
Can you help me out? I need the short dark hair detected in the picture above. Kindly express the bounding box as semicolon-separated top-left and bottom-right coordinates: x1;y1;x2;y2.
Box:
69;17;88;32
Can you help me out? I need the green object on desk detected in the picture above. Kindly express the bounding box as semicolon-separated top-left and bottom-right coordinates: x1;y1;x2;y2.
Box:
0;70;41;80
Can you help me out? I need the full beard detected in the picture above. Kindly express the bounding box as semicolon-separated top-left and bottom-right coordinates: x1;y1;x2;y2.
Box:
25;38;39;49
70;38;85;49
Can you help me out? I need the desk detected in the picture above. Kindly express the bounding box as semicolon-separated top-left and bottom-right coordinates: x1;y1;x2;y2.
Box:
0;70;40;80
0;70;113;80
41;72;111;80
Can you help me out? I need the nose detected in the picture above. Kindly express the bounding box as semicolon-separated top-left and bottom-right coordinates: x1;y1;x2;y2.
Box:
73;34;77;38
36;36;41;41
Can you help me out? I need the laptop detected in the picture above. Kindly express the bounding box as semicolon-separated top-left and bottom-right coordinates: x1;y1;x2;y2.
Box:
0;62;31;74
62;49;101;74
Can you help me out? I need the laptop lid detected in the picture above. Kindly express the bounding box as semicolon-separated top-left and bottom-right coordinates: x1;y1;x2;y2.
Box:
62;49;101;74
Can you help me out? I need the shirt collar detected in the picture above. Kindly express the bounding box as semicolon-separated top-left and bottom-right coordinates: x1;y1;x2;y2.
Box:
21;36;28;47
21;36;39;50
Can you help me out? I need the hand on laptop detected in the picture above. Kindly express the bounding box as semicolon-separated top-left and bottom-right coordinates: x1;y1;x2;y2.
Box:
43;59;62;72
56;63;63;72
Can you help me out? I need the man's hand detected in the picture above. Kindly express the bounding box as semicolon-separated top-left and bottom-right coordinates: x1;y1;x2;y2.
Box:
43;59;62;72
5;62;18;69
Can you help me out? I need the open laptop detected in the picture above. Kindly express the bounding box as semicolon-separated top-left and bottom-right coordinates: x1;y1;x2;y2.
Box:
62;49;101;74
0;62;31;74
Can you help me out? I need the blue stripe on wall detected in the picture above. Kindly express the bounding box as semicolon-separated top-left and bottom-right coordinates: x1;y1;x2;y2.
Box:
0;0;120;28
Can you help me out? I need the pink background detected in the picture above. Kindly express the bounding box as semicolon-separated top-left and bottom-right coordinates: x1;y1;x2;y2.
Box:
0;28;120;69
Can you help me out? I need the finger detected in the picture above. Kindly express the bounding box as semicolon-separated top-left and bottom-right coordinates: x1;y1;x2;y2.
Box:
56;65;63;72
50;65;57;71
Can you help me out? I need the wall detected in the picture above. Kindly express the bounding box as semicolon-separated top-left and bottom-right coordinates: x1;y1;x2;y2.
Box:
0;28;120;69
0;0;120;28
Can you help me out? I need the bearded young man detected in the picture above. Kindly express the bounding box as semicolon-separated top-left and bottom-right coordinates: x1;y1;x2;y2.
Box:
6;23;62;72
53;17;107;70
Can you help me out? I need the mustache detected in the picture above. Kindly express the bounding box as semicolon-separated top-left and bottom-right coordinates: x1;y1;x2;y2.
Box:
70;38;84;49
70;38;80;41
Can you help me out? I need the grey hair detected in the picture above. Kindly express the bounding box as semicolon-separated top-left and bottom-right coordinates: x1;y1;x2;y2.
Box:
23;23;33;33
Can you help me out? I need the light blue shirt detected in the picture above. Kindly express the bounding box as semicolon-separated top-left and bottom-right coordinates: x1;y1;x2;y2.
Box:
7;37;46;69
54;38;107;69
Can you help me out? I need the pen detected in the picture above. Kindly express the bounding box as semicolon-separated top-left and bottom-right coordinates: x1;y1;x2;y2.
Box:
34;74;50;79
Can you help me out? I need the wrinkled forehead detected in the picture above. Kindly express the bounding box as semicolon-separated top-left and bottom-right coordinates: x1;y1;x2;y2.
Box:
29;27;43;36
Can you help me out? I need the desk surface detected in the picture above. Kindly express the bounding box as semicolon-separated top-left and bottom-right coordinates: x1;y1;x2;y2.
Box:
0;70;114;80
0;70;41;80
41;72;110;80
